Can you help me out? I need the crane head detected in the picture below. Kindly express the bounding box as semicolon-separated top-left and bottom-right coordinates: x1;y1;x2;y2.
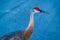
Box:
33;7;48;14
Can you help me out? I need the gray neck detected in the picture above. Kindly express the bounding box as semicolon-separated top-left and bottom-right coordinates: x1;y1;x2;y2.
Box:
30;12;34;20
23;12;35;40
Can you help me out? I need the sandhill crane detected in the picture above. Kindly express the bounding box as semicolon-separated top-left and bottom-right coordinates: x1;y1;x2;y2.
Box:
0;7;48;40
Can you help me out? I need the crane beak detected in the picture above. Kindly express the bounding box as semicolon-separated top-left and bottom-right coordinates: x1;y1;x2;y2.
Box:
40;10;48;14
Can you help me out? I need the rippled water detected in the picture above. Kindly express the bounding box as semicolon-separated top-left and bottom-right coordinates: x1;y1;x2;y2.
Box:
0;0;60;40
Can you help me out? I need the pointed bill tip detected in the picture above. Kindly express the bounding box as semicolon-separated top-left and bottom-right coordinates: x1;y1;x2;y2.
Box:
40;10;49;14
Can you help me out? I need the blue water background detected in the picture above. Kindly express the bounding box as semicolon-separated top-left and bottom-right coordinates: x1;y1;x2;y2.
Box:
0;0;60;40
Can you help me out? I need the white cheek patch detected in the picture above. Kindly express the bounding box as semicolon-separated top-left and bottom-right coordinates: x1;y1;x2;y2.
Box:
34;9;40;13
